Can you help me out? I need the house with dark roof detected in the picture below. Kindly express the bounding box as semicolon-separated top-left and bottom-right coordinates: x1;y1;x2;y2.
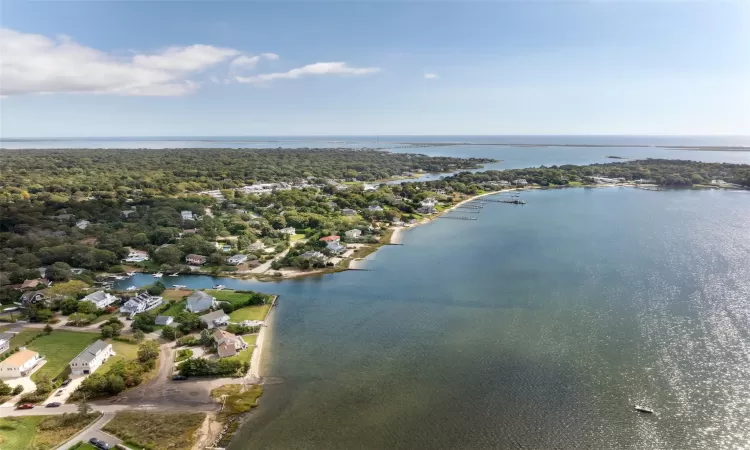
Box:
214;329;247;358
199;310;230;330
186;291;216;313
70;340;113;375
186;254;208;265
155;315;174;326
19;290;48;306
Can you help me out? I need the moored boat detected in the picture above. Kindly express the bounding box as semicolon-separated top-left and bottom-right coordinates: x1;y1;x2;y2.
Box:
213;284;225;290
153;272;163;278
126;286;136;291
634;405;654;414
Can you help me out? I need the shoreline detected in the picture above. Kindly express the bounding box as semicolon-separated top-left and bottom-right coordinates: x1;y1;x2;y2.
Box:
249;295;278;379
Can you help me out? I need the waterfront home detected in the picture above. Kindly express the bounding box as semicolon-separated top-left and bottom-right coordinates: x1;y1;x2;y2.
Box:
123;248;149;263
0;349;43;378
300;251;327;260
512;179;528;186
247;241;265;251
181;210;196;221
327;241;347;254
69;340;113;376
368;205;384;212
417;205;438;214
319;235;341;243
199;310;230;330
186;254;208;265
391;220;405;226
278;227;296;235
186;291;216;313
19;290;48;305
155;315;174;326
81;290;118;309
345;229;362;239
420;198;438;208
341;208;357;216
0;337;9;355
214;329;248;358
75;219;90;230
227;254;248;265
120;292;163;315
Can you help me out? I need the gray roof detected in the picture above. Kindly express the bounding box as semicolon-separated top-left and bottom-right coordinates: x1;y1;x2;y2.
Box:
83;290;108;302
200;310;228;323
155;315;173;325
186;291;215;312
0;332;15;341
74;340;110;363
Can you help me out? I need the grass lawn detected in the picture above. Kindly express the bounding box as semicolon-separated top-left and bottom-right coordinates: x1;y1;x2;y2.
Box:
291;233;305;242
227;304;271;322
227;335;257;364
206;290;250;307
71;443;98;450
9;329;41;349
103;411;206;450
27;330;99;381
161;299;186;316
0;413;100;450
91;313;116;325
162;289;191;302
98;339;140;373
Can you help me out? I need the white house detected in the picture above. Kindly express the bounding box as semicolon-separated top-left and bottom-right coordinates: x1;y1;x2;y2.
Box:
155;315;174;326
186;254;208;265
120;292;163;315
123;249;149;263
181;210;196;221
368;205;383;212
81;291;118;309
0;337;9;355
300;251;327;260
247;241;265;251
417;205;438;214
76;220;90;230
0;349;43;379
512;179;528;186
278;227;296;235
69;340;114;375
199;310;230;329
186;291;216;313
420;198;438;208
345;229;362;239
363;183;378;191
227;254;248;265
327;241;347;254
214;329;248;358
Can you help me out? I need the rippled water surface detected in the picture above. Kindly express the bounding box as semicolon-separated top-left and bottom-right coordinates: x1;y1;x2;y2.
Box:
217;188;750;449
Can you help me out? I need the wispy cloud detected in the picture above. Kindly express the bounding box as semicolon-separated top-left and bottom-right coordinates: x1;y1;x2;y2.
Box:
424;73;439;79
0;28;240;96
229;53;279;71
235;62;380;84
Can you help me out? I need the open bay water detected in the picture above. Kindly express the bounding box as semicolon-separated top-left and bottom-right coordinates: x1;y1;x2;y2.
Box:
114;188;750;449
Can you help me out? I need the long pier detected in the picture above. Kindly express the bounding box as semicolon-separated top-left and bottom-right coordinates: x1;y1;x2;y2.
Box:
438;216;478;220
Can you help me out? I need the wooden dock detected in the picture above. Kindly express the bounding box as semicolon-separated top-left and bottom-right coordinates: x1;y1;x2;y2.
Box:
438;216;478;220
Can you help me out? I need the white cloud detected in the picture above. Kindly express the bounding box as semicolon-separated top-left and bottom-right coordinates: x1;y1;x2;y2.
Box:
230;53;279;71
235;62;379;84
0;28;239;96
424;73;439;79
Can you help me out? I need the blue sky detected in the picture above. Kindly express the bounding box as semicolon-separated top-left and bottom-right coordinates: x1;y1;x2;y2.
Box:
1;1;748;137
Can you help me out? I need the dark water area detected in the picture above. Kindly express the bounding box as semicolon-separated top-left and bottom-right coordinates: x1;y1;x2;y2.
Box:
206;188;750;450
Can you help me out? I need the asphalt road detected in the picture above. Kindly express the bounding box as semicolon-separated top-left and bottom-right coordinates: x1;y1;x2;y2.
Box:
57;413;124;450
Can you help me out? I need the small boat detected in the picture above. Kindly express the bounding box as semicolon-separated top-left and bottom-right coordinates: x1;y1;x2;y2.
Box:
172;284;186;289
113;275;125;280
634;405;654;414
168;272;180;276
126;272;135;277
126;286;137;291
213;284;225;290
153;272;163;278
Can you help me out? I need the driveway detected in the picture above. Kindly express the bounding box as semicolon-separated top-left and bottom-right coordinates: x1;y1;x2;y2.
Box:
57;413;124;450
43;374;88;405
0;376;37;407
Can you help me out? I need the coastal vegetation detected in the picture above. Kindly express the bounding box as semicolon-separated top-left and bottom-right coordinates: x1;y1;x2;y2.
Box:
0;413;100;450
102;411;206;450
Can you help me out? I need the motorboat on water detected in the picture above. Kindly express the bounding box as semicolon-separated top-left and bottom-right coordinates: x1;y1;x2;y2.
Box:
213;284;225;290
168;272;180;276
112;275;126;280
172;284;186;289
634;405;654;414
126;286;137;291
153;272;163;278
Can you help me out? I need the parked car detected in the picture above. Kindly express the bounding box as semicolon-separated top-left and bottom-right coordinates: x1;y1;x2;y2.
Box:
172;375;188;381
61;379;72;387
16;403;34;409
55;390;64;396
46;402;61;407
90;438;112;449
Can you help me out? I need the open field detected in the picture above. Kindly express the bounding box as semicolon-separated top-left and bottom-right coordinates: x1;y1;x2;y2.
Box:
98;339;140;373
227;304;271;322
205;290;249;307
103;411;206;450
0;413;100;450
162;289;191;302
8;329;41;349
27;331;99;381
291;233;305;242
161;300;187;316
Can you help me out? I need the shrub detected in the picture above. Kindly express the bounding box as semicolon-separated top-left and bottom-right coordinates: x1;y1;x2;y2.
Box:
12;385;24;395
176;335;200;347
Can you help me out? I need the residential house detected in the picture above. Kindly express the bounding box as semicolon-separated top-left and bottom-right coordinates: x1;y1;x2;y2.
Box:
186;291;216;313
199;310;230;330
341;208;357;216
417;205;438;214
247;241;265;251
512;179;528;186
0;349;43;379
327;241;347;254
368;205;384;212
319;235;340;243
76;220;91;230
181;210;196;221
123;249;149;263
19;290;47;305
391;220;405;227
214;329;248;358
186;254;208;265
69;340;114;375
121;209;137;218
300;251;327;260
363;183;378;191
20;279;47;290
0;337;9;355
182;228;199;235
120;292;163;315
155;316;174;326
81;290;118;309
496;180;511;186
227;254;248;265
345;229;362;239
278;227;296;235
420;198;438;208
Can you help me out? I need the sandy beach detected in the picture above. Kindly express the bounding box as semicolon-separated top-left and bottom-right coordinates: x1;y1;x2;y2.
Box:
249;295;278;379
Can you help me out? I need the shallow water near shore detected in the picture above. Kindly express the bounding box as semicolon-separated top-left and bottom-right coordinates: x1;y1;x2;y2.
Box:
214;188;750;449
